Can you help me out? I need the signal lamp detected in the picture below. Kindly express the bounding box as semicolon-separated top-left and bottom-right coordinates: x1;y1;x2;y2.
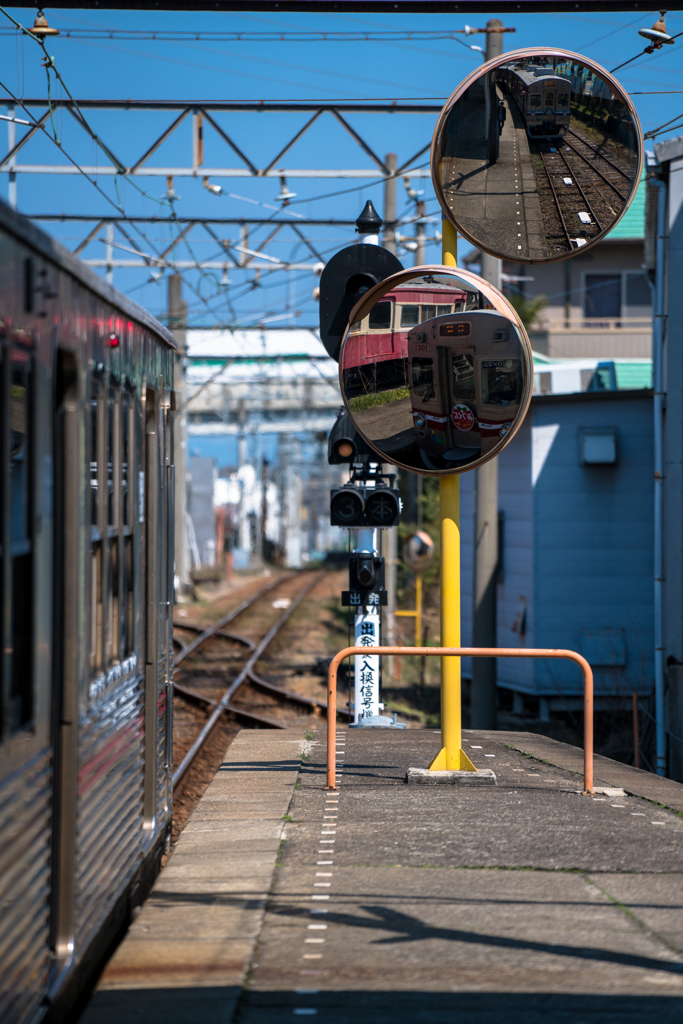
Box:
330;489;364;526
108;333;120;348
337;441;354;458
365;489;400;526
355;553;376;588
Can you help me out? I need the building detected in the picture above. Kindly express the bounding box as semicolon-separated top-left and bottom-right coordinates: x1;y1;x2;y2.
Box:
460;389;654;719
465;172;652;359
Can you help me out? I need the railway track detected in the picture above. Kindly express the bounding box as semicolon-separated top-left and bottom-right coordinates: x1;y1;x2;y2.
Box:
533;126;634;254
170;571;341;822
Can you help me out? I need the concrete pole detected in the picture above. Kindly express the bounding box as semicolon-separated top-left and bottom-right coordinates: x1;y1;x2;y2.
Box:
383;153;397;254
471;18;504;730
168;273;191;601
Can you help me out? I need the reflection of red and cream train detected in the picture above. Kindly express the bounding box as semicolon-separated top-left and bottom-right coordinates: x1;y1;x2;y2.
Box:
407;310;524;465
343;281;471;398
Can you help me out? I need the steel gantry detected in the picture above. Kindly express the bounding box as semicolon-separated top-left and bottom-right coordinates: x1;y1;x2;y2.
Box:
2;98;442;314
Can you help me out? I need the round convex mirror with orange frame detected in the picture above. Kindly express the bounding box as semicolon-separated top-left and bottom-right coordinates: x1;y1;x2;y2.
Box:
339;266;533;476
431;48;643;263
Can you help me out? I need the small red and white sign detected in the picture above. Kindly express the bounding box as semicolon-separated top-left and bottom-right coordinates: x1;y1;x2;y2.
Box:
451;404;475;432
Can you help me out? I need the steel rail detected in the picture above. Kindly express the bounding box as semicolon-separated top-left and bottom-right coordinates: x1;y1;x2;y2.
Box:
326;647;594;794
174;680;285;729
565;129;633;182
556;149;603;233
174;620;255;652
539;150;573;251
563;138;627;201
173;575;292;667
172;571;325;790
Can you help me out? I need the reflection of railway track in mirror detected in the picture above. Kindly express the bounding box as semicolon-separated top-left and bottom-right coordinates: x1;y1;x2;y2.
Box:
532;128;635;256
170;571;337;838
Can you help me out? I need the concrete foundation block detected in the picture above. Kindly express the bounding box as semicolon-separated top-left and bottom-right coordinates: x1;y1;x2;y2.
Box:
406;767;497;785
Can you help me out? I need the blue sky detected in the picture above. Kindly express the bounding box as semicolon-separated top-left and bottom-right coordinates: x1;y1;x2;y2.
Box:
1;6;682;328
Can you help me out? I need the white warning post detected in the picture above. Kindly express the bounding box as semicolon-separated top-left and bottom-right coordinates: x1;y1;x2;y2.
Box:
354;607;381;723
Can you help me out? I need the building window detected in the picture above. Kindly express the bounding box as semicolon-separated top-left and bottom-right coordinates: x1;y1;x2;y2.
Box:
583;272;651;326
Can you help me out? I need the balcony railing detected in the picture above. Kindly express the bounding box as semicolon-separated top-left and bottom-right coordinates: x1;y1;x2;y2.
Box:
532;317;652;334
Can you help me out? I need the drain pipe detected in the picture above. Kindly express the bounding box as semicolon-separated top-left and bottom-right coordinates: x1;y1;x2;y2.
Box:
650;166;667;776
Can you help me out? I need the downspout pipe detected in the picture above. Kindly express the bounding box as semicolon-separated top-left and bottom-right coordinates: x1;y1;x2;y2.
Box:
650;168;667;776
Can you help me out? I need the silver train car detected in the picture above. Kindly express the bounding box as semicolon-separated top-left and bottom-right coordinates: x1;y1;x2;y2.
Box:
0;198;176;1023
498;65;572;139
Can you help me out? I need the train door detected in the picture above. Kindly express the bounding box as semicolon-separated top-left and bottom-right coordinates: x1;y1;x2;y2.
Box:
143;385;158;833
0;318;53;1024
443;338;480;453
50;347;80;970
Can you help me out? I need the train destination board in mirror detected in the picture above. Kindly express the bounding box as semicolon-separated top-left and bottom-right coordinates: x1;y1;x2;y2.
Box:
339;268;533;476
432;49;643;263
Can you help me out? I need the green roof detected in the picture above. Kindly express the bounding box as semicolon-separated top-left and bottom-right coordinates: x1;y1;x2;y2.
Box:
614;360;652;390
605;169;646;241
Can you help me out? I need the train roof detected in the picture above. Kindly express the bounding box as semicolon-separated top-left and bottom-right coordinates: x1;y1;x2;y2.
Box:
503;66;571;88
383;281;470;298
0;196;175;349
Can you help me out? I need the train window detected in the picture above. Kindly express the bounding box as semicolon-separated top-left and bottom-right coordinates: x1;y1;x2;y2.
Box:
451;354;476;402
529;95;541;108
106;389;116;527
400;305;420;328
481;360;522;407
557;93;569;107
89;384;100;528
122;394;130;527
8;349;34;730
369;302;392;330
411;357;436;402
437;305;451;317
422;305;436;321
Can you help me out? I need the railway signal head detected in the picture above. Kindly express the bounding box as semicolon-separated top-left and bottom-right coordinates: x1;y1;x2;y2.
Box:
319;208;403;362
330;483;401;528
338;265;533;477
328;406;374;464
431;47;643;264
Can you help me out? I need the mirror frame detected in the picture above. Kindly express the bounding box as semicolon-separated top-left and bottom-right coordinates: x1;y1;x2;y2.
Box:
431;47;644;265
339;264;534;476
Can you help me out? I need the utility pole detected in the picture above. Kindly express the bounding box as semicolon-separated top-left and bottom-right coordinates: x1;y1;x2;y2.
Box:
168;273;191;601
471;18;509;729
383;155;399;672
382;153;397;255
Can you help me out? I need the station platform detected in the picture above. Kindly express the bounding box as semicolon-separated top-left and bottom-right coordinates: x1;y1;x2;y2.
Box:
440;85;546;261
80;728;683;1023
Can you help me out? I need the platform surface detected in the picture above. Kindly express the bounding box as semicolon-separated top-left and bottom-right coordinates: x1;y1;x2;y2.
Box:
80;728;683;1023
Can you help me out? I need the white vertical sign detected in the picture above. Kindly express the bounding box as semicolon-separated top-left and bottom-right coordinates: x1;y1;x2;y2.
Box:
354;608;380;723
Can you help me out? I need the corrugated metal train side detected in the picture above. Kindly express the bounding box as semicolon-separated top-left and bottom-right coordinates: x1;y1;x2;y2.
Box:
0;198;176;1024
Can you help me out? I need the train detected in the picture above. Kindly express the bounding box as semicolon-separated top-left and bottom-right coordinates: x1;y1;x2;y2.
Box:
407;310;525;467
497;63;572;139
0;197;176;1024
343;280;472;399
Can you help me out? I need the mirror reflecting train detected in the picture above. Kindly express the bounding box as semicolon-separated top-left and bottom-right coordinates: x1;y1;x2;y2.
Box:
339;267;533;475
432;48;643;263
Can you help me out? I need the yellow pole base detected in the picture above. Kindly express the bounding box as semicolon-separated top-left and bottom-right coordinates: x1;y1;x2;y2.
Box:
428;747;478;772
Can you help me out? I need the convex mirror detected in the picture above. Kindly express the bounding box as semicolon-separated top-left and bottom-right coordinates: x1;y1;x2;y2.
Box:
339;267;533;475
432;48;643;263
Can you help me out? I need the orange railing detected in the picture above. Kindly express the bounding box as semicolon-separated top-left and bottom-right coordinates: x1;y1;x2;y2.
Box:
326;646;594;793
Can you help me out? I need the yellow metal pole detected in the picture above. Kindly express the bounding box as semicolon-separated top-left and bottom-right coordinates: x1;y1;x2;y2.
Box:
415;575;422;647
441;220;458;267
428;222;475;772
